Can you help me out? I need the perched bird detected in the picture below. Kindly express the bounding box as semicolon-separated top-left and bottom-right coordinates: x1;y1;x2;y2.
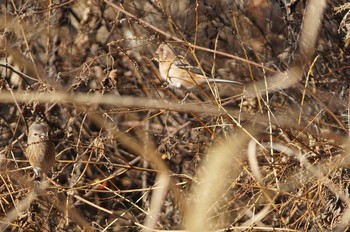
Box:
25;122;56;178
156;43;243;88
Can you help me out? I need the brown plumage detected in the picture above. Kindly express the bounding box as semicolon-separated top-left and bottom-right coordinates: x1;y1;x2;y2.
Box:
25;122;56;177
156;43;243;88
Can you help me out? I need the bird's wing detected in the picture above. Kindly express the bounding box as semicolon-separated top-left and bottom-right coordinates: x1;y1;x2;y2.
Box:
173;58;209;77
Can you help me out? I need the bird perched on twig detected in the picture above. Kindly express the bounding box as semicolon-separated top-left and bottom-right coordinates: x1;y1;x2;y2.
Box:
156;43;243;88
25;121;56;179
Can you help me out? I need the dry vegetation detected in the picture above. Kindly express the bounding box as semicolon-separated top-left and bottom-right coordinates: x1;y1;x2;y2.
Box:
0;0;350;231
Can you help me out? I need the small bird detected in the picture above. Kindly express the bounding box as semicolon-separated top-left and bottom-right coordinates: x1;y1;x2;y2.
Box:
156;43;243;88
25;122;56;179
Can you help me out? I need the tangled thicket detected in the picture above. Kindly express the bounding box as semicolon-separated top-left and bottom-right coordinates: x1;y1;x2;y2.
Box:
1;0;350;231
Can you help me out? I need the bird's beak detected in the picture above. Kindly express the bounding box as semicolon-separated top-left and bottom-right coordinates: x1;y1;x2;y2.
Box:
151;57;159;62
40;134;48;140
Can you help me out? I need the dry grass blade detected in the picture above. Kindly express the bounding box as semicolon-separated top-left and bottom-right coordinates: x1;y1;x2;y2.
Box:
142;173;170;231
186;127;258;231
245;0;327;97
0;190;36;230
